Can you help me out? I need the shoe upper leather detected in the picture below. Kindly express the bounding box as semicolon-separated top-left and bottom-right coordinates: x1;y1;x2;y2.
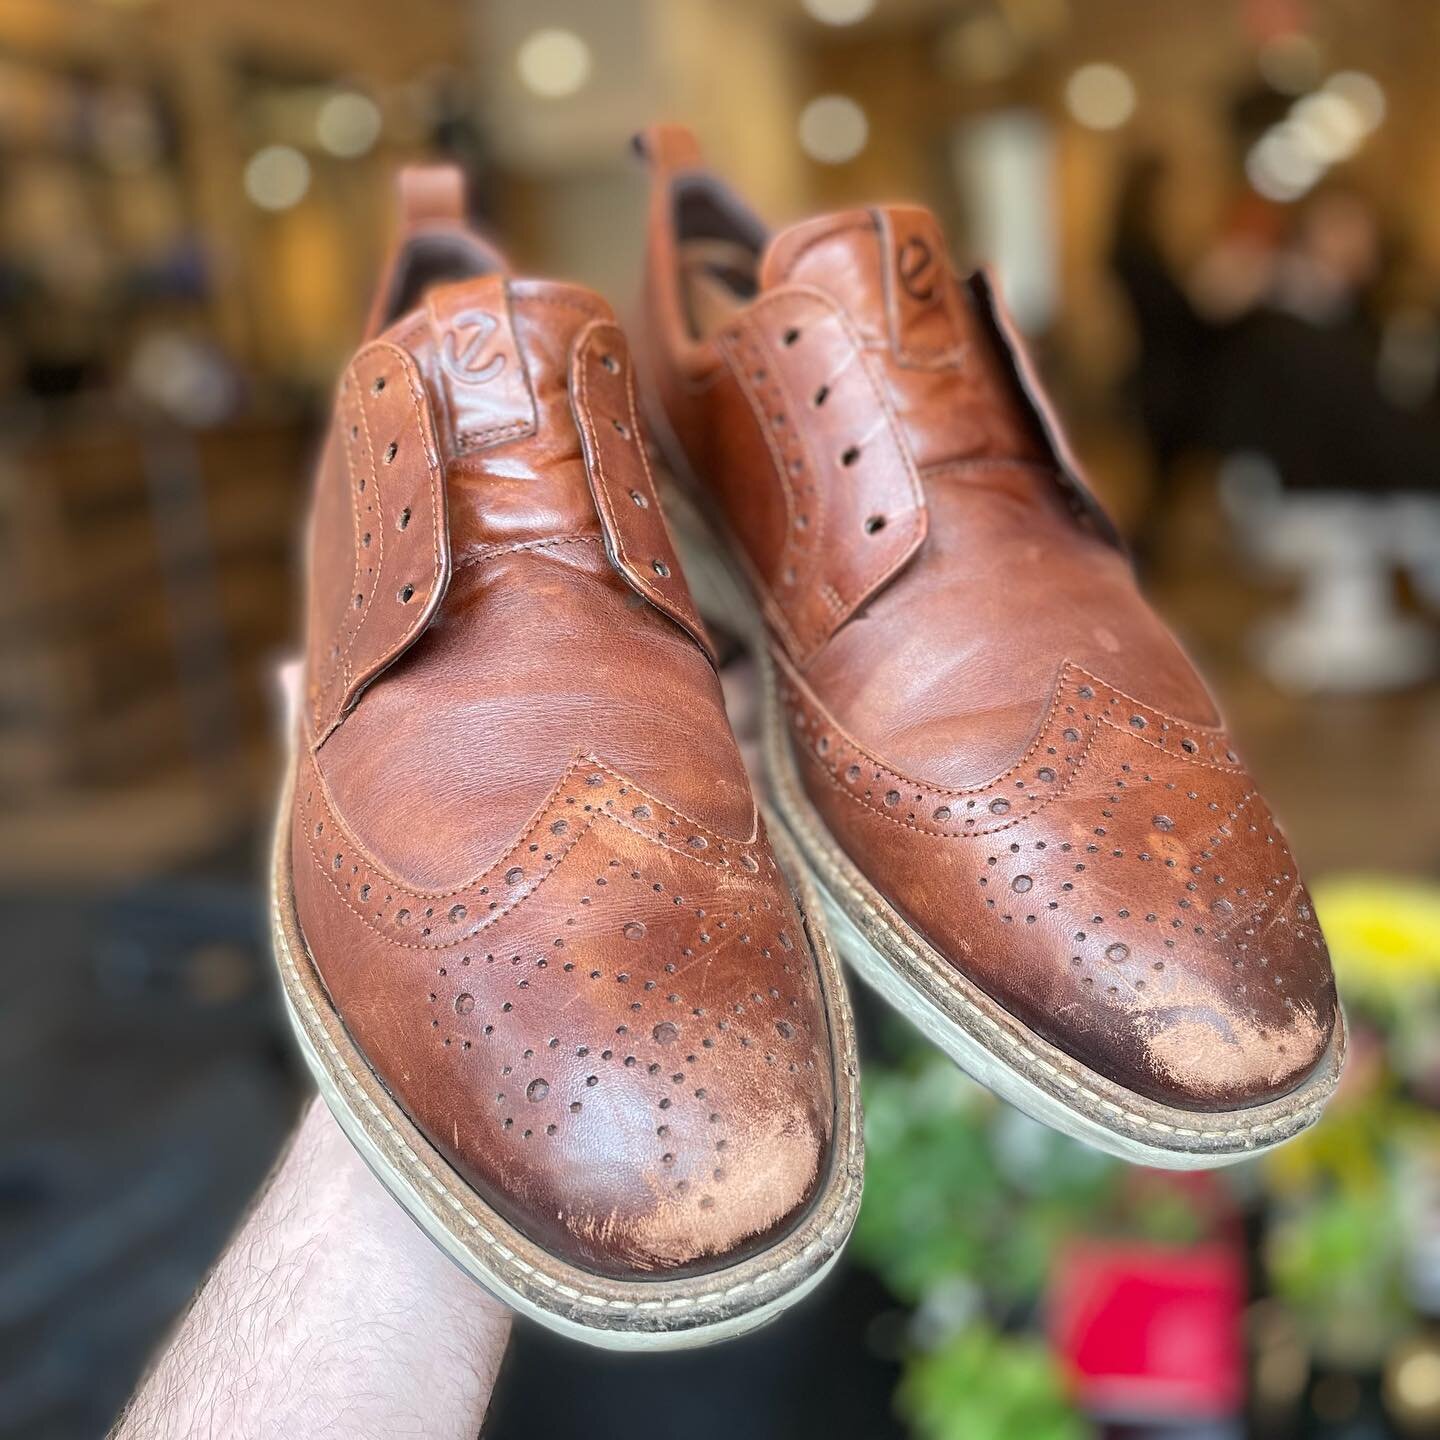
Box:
637;125;1338;1111
291;170;836;1278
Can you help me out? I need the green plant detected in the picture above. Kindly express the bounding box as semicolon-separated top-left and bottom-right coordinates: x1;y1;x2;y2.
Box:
898;1323;1091;1440
853;1041;1195;1438
854;1044;1197;1312
853;873;1440;1431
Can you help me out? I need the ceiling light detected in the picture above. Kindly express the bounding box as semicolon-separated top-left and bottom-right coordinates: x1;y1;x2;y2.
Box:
798;95;869;165
1324;71;1385;132
1290;91;1365;164
1064;63;1136;131
801;0;875;23
244;145;311;211
1245;128;1322;203
317;92;382;159
516;27;592;100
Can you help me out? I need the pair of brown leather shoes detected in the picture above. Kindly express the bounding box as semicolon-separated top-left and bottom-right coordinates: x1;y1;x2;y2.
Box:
271;133;1342;1349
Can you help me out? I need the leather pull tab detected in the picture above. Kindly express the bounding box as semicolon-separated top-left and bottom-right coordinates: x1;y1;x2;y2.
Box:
875;206;967;368
425;276;537;455
396;164;466;231
631;122;704;173
570;320;717;665
364;163;507;340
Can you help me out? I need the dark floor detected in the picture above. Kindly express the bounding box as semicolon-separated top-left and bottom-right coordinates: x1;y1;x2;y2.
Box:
484;1264;905;1440
0;880;296;1439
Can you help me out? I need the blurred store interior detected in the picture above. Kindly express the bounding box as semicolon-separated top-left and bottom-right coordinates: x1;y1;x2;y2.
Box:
2;1;1440;1437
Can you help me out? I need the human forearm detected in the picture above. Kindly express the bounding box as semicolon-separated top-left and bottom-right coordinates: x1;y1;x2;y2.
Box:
113;1096;510;1440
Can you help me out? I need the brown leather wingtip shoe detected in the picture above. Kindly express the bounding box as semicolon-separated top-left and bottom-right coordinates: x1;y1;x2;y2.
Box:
634;124;1343;1168
271;167;860;1347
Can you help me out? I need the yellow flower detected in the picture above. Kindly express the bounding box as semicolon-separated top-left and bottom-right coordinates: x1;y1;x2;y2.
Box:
1311;875;1440;999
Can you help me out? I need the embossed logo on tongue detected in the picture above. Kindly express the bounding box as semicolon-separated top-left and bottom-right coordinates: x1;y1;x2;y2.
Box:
438;308;506;386
758;205;966;368
896;233;938;303
425;277;537;454
874;206;966;367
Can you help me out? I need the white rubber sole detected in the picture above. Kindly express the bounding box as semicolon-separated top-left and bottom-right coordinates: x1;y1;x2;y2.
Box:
270;757;864;1351
279;986;847;1348
799;854;1340;1168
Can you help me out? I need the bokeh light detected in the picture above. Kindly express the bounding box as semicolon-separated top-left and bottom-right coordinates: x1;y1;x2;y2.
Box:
801;0;875;24
243;144;311;210
1064;62;1136;130
516;27;592;99
798;94;869;164
316;91;382;158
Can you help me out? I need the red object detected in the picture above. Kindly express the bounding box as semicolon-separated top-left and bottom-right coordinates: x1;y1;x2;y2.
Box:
1049;1240;1247;1421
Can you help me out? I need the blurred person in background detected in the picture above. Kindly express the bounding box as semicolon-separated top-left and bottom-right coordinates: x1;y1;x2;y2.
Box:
1116;164;1440;507
1110;152;1224;563
1203;183;1440;495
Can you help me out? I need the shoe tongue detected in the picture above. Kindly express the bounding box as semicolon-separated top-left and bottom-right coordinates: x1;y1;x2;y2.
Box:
406;273;616;461
759;204;970;364
757;205;1118;543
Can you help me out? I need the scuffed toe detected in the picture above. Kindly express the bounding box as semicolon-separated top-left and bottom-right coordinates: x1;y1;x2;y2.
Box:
785;660;1339;1112
294;751;837;1278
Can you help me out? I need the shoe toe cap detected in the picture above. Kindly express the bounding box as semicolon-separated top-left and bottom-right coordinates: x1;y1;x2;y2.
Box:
954;739;1339;1110
500;1044;834;1277
1066;876;1337;1110
790;664;1340;1114
293;773;839;1279
427;917;837;1279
